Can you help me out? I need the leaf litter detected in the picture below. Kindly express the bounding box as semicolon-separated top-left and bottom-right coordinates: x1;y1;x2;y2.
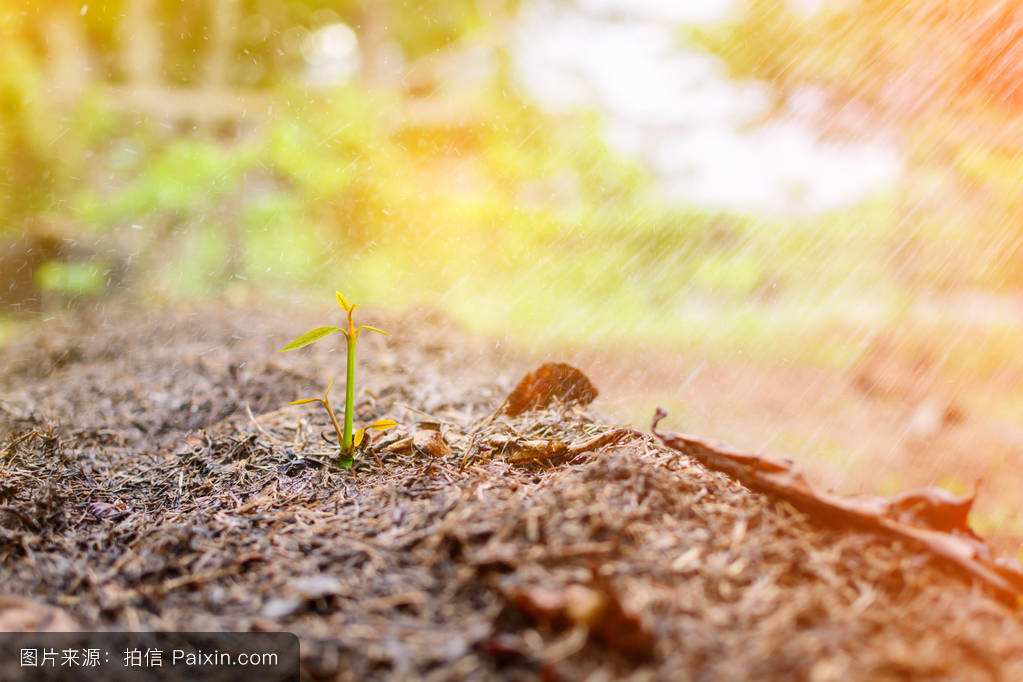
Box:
652;410;1023;607
2;302;1023;680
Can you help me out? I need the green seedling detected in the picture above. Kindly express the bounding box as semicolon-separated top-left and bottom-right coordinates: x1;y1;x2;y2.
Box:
279;292;397;468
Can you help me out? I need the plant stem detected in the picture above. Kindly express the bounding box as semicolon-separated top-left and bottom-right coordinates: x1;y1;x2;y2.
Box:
342;333;356;454
323;397;344;449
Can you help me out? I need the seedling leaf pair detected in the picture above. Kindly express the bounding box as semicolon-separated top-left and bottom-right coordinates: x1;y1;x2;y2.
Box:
279;293;398;467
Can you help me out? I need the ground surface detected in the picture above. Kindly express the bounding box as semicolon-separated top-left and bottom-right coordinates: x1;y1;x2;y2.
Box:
558;340;1023;552
2;303;1023;681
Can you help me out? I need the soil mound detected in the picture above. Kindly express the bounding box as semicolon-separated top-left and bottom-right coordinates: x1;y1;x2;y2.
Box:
2;304;1022;680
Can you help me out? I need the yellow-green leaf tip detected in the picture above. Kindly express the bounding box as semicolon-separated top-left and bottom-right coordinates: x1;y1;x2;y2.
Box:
368;418;398;431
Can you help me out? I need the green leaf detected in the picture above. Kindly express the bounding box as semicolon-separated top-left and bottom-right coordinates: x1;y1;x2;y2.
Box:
278;326;341;352
339;455;355;470
368;418;398;431
360;325;389;336
288;397;320;406
335;291;353;313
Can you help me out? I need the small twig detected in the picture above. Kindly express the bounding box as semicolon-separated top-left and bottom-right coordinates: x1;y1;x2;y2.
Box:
566;428;641;456
1;430;41;459
148;565;241;597
244;402;277;441
485;428;640;466
396;403;456;426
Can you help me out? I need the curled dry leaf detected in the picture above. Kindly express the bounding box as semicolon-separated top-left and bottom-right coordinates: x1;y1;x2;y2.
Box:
880;487;977;535
384;436;413;454
413;429;451;458
503;363;599;417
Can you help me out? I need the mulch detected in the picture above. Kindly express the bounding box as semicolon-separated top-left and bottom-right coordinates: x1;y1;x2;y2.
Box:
2;302;1022;681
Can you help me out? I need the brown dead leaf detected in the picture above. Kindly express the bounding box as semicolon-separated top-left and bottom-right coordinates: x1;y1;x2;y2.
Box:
413;428;451;457
503;363;598;417
488;428;637;466
652;408;1023;606
881;487;977;535
487;436;568;464
384;436;413;454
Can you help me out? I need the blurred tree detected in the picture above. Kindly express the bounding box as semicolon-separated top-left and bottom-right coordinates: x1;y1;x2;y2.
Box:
689;0;1023;287
1;0;513;90
0;7;73;225
690;1;1023;140
0;0;517;298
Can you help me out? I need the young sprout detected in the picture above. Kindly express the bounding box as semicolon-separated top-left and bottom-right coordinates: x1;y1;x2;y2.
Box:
279;292;397;468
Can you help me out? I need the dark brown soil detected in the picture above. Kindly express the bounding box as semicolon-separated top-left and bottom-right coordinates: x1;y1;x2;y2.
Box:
2;303;1023;681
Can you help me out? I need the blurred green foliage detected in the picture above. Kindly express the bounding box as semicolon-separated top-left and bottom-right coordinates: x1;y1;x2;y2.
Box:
685;0;1023;288
34;260;108;295
0;24;918;368
0;12;65;223
2;0;1022;381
